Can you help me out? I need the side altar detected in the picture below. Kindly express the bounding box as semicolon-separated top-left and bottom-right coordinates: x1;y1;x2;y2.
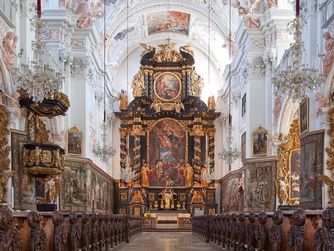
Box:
115;43;220;216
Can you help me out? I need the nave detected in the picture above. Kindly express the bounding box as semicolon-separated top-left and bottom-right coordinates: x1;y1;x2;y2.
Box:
117;232;219;251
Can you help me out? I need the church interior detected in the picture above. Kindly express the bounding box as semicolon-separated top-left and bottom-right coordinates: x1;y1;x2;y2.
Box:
1;0;334;250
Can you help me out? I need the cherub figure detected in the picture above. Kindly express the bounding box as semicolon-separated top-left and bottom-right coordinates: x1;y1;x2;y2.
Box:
75;1;104;29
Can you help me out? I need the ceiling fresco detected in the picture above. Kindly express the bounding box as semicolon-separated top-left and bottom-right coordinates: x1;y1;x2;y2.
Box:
145;11;190;36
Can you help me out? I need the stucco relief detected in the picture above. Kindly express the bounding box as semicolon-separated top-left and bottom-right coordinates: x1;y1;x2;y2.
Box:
321;31;334;78
2;32;17;72
232;0;262;28
75;1;104;29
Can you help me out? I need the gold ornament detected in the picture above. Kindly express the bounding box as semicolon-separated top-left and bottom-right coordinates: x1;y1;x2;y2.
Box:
0;105;14;204
276;119;300;206
132;71;145;97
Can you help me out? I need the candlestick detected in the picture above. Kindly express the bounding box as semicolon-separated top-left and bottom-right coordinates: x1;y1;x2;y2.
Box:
296;0;300;17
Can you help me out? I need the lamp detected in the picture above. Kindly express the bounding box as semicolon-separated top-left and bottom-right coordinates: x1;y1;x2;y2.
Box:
92;0;116;161
14;0;63;103
272;0;322;102
218;0;241;170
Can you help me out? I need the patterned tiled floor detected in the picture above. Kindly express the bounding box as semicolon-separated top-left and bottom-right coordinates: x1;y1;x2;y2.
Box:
117;232;221;251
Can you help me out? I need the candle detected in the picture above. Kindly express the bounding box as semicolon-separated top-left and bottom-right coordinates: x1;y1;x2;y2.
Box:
296;0;300;17
37;0;41;18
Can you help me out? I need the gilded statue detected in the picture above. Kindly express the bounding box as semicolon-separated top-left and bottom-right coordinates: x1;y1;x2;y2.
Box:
44;177;58;204
2;32;17;72
201;165;209;187
191;71;203;96
132;71;145;97
131;190;144;204
184;163;193;187
190;189;204;204
159;187;176;209
139;43;154;56
180;43;194;57
118;89;128;111
208;96;216;111
141;160;150;187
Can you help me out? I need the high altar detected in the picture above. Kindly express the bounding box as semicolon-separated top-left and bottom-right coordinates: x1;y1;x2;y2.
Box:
115;43;220;218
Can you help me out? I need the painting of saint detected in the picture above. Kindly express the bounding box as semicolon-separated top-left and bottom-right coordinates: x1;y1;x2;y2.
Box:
253;127;267;156
154;73;181;101
148;119;186;187
290;149;301;199
68;127;82;155
146;11;190;36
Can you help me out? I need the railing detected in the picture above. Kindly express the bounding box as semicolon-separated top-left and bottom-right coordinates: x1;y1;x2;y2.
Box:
0;206;142;250
320;0;334;28
193;208;334;250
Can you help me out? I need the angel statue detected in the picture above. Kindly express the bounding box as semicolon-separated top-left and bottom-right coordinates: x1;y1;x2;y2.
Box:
139;43;154;56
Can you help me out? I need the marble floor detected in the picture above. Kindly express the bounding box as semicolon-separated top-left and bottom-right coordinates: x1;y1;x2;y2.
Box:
117;232;221;251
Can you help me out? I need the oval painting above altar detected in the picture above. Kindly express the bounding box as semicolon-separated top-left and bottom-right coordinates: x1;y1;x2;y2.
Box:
154;72;182;101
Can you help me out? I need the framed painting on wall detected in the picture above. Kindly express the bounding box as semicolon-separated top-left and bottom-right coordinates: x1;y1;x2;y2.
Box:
253;127;267;156
299;98;309;134
67;127;82;155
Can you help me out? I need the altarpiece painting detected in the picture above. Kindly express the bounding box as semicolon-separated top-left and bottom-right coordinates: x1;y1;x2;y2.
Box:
148;119;186;187
300;130;324;209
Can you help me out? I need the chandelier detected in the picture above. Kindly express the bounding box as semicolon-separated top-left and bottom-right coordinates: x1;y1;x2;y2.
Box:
92;1;115;161
14;5;63;103
218;1;240;169
218;120;241;167
92;121;116;161
272;3;322;102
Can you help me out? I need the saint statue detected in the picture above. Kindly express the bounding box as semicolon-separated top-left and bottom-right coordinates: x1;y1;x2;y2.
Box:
201;165;209;187
44;177;58;204
191;72;203;96
118;89;128;111
184;163;193;187
132;71;145;97
141;160;150;187
208;96;216;111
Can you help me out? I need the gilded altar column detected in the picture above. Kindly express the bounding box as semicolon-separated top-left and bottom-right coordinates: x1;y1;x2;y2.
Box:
193;135;202;186
119;128;128;187
132;135;141;186
207;128;215;186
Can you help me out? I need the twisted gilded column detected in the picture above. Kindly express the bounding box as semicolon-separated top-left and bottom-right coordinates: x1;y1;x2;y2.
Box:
193;135;202;185
120;128;128;187
207;128;215;186
132;136;141;186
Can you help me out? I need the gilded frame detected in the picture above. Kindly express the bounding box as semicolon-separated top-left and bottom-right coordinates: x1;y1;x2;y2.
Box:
252;127;268;157
299;97;309;135
276;119;300;206
67;126;82;155
153;72;182;102
146;118;188;188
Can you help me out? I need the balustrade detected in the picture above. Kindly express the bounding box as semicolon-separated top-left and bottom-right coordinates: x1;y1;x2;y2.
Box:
0;206;142;250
